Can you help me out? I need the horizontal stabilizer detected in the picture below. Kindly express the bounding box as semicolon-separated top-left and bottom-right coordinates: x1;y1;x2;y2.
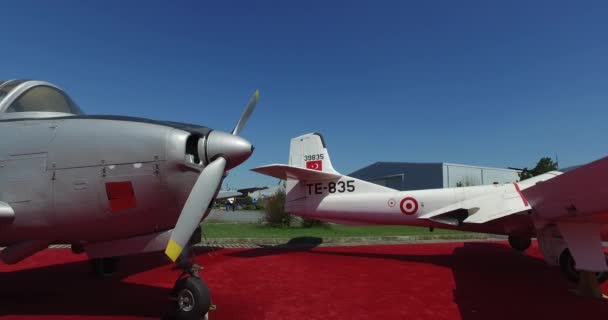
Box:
419;184;531;224
251;164;341;181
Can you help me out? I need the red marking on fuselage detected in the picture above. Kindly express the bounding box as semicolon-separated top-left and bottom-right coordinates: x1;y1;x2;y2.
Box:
105;181;137;212
513;183;529;207
399;197;419;215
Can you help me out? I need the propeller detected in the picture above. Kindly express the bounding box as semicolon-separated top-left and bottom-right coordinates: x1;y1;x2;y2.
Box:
232;89;259;135
165;90;259;262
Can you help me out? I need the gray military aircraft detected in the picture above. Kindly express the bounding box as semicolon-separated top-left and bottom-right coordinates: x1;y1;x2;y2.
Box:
0;79;258;319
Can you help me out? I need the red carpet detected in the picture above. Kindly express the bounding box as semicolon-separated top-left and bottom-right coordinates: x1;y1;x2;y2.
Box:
0;241;607;320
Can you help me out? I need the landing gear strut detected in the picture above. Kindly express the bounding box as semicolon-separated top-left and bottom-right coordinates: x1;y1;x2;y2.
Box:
508;235;531;252
167;248;211;320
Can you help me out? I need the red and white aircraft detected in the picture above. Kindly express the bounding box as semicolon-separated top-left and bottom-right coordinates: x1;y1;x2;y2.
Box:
253;133;608;298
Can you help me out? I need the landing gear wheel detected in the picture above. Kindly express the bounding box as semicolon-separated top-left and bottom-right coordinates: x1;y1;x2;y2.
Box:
559;249;608;284
90;257;119;277
169;276;211;320
508;235;531;252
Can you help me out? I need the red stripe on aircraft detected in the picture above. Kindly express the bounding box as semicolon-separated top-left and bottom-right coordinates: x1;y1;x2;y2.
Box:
105;181;137;212
513;183;529;207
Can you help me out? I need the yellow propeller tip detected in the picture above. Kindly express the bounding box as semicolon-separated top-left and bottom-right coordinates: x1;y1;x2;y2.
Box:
165;239;183;262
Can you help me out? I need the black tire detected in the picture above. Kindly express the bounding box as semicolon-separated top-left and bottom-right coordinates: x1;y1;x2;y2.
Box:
559;249;608;284
508;235;532;252
90;257;119;277
169;276;211;320
71;243;85;254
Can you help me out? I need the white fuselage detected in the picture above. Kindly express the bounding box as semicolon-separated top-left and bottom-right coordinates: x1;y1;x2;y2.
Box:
287;177;533;236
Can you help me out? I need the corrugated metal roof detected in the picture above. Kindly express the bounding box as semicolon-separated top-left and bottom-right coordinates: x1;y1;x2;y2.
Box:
349;162;445;190
349;162;521;190
350;161;520;177
443;162;521;172
349;162;443;179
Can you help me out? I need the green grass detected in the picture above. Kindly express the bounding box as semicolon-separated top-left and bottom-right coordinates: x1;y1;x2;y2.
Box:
202;223;465;239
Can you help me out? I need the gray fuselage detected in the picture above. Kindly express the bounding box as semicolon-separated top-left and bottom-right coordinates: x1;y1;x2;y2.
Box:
0;115;207;245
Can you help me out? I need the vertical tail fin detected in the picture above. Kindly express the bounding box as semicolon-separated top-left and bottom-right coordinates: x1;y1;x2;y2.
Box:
288;133;338;174
251;132;396;220
252;132;393;193
251;132;395;215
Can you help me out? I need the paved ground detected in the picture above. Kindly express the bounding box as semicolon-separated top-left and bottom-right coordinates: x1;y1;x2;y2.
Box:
1;241;607;320
206;209;264;223
197;234;494;248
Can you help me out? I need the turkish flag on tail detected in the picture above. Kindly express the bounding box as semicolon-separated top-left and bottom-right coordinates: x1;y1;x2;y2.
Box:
306;160;323;171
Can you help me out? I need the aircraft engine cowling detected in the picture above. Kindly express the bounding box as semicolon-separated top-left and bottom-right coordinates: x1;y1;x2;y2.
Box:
193;130;253;170
185;130;254;170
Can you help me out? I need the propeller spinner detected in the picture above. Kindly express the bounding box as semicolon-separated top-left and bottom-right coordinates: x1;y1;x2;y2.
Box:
165;90;259;262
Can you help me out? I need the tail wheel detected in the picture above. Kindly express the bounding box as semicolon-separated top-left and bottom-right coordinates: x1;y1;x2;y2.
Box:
508;235;532;252
559;249;608;284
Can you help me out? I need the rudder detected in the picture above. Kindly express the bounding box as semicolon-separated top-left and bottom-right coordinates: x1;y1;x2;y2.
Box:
288;133;338;174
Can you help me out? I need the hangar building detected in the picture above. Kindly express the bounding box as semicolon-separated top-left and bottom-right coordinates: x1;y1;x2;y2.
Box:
348;162;521;191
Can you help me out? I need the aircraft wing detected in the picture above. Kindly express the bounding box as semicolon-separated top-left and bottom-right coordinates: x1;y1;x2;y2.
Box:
237;186;268;194
521;157;608;272
216;191;242;199
522;156;608;222
251;164;341;181
419;184;531;225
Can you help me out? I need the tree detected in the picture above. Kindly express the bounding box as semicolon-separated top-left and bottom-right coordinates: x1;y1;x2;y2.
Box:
263;190;292;227
519;157;558;180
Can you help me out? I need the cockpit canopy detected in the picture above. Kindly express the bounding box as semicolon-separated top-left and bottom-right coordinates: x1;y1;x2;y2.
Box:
0;80;83;117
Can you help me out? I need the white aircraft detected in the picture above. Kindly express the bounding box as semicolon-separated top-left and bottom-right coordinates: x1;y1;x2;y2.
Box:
253;133;608;299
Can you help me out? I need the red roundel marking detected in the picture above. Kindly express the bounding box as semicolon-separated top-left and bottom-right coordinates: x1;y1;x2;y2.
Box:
400;197;418;215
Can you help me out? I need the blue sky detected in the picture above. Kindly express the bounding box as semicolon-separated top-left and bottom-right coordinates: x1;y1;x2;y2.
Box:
1;1;607;189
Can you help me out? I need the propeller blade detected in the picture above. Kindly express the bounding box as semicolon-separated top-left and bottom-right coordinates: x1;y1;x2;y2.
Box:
165;157;227;262
231;89;260;135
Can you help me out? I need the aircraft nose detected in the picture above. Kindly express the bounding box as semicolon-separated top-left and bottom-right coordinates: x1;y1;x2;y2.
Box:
201;130;253;170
